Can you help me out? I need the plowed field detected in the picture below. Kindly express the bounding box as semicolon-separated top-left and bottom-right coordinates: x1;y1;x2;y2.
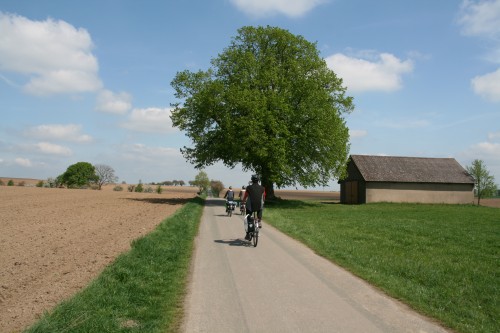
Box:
0;185;197;333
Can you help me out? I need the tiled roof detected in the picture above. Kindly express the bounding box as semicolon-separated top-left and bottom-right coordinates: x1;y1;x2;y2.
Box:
351;155;475;184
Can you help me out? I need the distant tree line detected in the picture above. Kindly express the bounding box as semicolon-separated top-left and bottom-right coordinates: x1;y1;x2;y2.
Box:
151;180;186;186
35;161;199;192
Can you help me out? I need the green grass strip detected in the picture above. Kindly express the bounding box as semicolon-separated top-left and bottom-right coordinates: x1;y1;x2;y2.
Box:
25;196;204;333
265;200;499;333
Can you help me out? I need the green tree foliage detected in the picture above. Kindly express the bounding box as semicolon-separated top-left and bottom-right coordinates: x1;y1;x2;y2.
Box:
466;159;497;205
171;26;354;198
193;171;210;194
7;179;14;186
135;180;144;193
60;162;98;188
156;185;163;194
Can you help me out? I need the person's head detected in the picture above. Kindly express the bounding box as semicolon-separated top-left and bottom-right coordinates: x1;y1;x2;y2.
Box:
251;174;259;183
229;186;232;190
242;185;246;189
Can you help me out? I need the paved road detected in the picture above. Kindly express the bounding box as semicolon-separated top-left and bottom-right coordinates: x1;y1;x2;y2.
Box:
181;198;450;333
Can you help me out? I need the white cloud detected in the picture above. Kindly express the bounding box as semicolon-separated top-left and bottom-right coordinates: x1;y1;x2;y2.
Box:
230;0;326;18
25;124;93;143
459;132;500;182
121;107;177;133
349;129;368;138
325;52;413;92
471;68;500;102
96;89;132;114
458;0;500;38
0;12;102;95
15;157;32;167
488;131;500;140
473;141;500;155
123;143;180;160
458;1;500;101
34;142;72;156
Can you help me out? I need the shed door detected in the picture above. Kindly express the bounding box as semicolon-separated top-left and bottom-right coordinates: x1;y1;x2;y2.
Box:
346;181;358;204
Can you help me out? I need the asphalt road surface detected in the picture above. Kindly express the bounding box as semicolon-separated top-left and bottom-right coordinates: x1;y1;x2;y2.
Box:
181;198;451;333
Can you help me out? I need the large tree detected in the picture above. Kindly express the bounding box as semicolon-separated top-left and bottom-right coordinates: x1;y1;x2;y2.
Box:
60;162;98;188
466;159;497;206
171;26;354;198
94;164;118;190
193;170;210;194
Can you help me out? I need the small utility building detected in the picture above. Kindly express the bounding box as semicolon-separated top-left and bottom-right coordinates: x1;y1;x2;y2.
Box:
339;155;475;204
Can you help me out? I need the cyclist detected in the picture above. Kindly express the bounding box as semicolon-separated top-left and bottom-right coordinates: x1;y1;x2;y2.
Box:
238;185;246;207
224;186;235;213
242;175;266;240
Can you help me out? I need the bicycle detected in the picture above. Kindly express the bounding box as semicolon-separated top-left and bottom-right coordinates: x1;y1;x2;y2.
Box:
244;211;259;247
239;202;246;215
226;200;236;217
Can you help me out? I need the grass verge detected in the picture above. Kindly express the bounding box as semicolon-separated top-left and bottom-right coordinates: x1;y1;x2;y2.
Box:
265;200;499;333
25;196;204;333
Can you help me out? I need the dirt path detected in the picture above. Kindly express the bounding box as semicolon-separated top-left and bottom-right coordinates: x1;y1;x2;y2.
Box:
0;186;196;333
181;198;451;333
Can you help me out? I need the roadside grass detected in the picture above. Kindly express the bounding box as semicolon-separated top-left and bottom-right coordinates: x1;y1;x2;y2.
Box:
265;201;499;333
25;196;204;333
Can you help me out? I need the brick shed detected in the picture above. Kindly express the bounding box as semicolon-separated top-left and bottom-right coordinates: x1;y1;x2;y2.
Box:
339;155;475;204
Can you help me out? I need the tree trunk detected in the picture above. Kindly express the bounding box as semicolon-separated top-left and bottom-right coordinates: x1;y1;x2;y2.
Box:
262;179;276;201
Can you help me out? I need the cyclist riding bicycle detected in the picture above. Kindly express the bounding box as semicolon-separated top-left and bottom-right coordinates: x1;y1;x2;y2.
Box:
238;185;246;207
242;175;266;240
224;186;235;213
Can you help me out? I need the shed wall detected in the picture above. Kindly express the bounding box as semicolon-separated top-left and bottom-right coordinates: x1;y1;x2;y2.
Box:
366;182;474;204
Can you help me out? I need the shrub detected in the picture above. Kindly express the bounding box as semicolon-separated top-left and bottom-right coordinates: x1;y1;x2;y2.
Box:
36;180;44;187
0;180;4;186
113;185;124;191
144;186;154;193
127;185;135;192
7;180;14;186
156;185;163;194
135;181;144;193
46;177;58;188
17;181;25;187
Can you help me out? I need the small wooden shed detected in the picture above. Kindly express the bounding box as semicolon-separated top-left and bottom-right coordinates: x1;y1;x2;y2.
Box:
339;155;475;204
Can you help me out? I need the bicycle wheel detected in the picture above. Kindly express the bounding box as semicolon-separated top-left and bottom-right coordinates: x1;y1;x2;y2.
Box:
229;209;232;217
252;230;258;247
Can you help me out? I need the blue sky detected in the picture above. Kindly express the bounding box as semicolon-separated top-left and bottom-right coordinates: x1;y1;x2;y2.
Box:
1;0;499;190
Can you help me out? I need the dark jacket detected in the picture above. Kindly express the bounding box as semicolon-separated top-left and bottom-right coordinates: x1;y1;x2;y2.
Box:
224;190;234;201
244;183;265;211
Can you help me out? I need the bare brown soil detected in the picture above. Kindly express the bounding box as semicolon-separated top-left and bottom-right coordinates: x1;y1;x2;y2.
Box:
0;184;197;333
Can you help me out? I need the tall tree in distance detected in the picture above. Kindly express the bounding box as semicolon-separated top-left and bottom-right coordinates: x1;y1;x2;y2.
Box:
60;162;98;188
466;159;497;206
171;26;354;199
193;170;210;194
94;164;118;190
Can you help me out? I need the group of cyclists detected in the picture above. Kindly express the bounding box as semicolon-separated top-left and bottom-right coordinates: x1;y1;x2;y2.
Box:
224;174;265;241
